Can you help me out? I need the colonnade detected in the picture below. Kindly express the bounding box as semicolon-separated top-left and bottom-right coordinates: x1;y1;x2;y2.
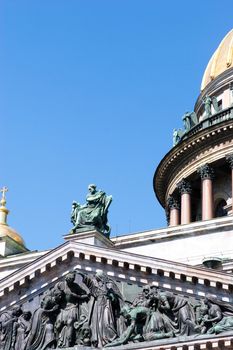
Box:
167;156;233;226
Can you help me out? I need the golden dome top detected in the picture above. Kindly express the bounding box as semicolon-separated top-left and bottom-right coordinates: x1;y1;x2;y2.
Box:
0;223;25;247
201;29;233;91
0;187;26;248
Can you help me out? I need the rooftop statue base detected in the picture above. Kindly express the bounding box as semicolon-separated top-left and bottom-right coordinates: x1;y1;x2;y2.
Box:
64;228;114;248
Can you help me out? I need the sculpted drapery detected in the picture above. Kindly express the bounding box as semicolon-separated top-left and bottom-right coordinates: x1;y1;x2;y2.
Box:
1;273;233;349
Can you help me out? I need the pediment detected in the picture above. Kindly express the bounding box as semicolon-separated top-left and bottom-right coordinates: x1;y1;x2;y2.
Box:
0;238;233;350
0;238;232;311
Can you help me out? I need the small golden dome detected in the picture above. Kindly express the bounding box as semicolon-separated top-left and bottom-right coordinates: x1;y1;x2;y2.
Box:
0;187;26;248
201;29;233;90
0;223;25;247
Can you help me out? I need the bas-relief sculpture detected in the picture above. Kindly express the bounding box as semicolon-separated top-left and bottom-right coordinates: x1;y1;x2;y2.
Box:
70;184;112;237
1;272;233;349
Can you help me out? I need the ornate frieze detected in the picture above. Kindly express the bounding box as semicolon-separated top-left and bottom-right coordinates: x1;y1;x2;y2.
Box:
197;163;215;180
1;271;233;349
176;179;192;194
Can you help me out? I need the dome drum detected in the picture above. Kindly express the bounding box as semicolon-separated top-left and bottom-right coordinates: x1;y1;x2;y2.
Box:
154;29;233;228
154;118;233;226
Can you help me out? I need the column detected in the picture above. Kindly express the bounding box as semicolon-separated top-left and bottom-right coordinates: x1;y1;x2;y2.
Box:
177;179;192;225
226;154;233;214
166;196;180;226
197;163;214;220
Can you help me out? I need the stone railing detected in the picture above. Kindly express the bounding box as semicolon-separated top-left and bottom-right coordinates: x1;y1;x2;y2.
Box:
180;106;233;142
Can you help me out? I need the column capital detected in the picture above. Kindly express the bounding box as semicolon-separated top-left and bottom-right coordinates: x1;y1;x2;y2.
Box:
226;154;233;169
166;196;180;210
197;163;214;180
177;179;192;194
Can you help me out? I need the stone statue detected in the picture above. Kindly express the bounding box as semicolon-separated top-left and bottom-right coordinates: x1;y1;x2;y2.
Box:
182;111;198;132
203;95;219;117
173;129;184;146
70;184;112;237
54;271;90;348
79;271;125;348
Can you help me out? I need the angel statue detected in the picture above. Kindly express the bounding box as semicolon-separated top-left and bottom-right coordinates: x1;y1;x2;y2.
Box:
203;95;219;117
70;184;112;237
182;111;198;132
173;129;184;146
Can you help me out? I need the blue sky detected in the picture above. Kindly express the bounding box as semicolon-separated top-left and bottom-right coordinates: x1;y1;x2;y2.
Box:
1;1;233;251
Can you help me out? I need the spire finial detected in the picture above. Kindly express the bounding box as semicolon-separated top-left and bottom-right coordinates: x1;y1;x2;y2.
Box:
0;186;8;207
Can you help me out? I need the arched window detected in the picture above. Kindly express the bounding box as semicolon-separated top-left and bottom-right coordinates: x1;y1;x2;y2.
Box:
215;199;227;217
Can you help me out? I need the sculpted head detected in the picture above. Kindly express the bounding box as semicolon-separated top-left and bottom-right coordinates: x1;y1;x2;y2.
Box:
120;305;131;318
53;287;64;304
143;285;150;296
95;270;105;282
12;305;22;317
88;184;97;194
23;311;32;321
72;201;78;208
65;271;76;285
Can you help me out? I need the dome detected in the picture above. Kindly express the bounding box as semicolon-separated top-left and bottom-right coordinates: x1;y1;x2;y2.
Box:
201;29;233;90
0;222;25;247
0;187;26;250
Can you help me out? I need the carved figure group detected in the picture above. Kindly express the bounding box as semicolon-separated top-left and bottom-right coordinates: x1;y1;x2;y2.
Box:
1;274;233;350
70;184;112;237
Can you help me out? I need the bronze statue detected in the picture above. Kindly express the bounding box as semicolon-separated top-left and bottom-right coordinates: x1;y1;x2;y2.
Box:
0;305;22;350
79;271;125;348
3;272;233;349
25;290;60;350
54;271;90;348
14;311;32;350
158;291;196;336
70;184;112;237
203;95;219;117
182;111;198;132
200;294;233;334
173;129;184;146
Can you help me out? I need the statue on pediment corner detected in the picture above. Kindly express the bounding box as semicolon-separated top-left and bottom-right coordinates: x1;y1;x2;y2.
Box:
70;184;112;237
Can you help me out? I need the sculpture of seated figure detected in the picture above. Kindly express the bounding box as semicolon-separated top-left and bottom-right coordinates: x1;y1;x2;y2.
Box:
70;184;112;237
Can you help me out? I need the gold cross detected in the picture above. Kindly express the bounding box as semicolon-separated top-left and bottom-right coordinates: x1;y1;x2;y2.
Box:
0;186;8;200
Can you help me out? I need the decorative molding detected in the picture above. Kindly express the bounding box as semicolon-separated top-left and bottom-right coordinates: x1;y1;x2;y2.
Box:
166;196;180;210
177;179;192;194
0;238;232;304
197;163;215;180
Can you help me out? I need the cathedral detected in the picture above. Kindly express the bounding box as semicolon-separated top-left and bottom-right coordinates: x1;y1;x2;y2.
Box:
0;29;233;350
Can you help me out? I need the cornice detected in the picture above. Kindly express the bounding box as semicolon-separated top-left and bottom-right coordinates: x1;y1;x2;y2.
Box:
102;333;233;350
0;238;233;311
